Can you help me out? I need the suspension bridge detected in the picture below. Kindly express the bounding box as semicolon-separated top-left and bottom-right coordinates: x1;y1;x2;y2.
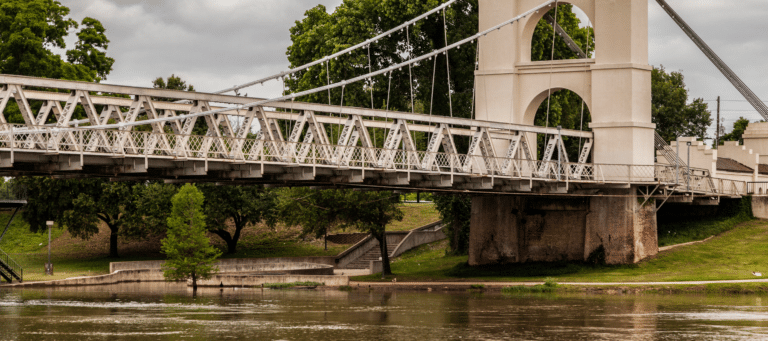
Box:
1;0;767;274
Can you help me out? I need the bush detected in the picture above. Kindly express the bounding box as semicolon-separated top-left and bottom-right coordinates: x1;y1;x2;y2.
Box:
501;285;557;294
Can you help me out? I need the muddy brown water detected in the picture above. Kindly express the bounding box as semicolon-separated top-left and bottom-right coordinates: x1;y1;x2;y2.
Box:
2;282;768;340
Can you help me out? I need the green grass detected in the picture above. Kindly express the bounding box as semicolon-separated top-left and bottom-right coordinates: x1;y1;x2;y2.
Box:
386;203;440;232
658;214;753;247
0;213;66;254
353;219;768;283
220;229;346;259
263;281;324;289
657;197;754;246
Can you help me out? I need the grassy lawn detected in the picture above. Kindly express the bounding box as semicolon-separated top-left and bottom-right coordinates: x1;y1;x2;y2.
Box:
385;203;440;232
354;219;768;283
658;214;750;247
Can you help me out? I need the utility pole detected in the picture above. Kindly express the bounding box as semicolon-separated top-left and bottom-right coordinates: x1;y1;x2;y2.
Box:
716;96;721;147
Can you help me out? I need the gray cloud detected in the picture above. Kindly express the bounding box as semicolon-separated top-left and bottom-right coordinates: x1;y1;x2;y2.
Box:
61;0;343;97
58;0;767;136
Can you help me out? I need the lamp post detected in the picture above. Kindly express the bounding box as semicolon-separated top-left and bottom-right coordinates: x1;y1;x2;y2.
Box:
45;220;53;276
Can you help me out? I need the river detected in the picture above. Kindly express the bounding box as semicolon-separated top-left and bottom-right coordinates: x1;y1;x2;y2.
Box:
1;283;768;340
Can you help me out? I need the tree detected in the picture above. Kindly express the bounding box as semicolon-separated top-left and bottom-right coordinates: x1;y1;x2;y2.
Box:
152;74;208;135
345;191;404;276
0;0;113;82
280;188;403;276
720;117;751;145
286;0;479;150
162;184;221;292
198;184;278;254
433;194;471;255
122;182;178;238
18;178;140;258
66;17;115;82
652;65;712;142
0;0;115;124
279;188;351;240
153;74;195;92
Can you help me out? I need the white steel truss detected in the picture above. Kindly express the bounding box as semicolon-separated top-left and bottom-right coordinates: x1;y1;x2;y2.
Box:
0;75;747;197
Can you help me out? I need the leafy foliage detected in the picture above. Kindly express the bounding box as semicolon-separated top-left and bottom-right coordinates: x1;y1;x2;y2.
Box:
652;66;712;142
161;184;221;290
152;74;208;134
66;17;115;82
199;184;279;254
719;117;751;145
123;182;178;238
432;194;471;255
18;177;176;258
280;188;403;275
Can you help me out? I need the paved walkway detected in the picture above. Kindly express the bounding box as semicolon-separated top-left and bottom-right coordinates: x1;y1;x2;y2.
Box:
351;278;768;287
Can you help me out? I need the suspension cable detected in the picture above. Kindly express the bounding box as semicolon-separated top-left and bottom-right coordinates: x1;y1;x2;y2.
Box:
368;43;375;148
84;0;559;131
443;8;454;118
544;1;559;130
578;19;592;153
429;55;438;142
407;26;415;114
338;84;345;144
368;44;374;110
326;61;331;106
471;40;479;121
214;0;460;95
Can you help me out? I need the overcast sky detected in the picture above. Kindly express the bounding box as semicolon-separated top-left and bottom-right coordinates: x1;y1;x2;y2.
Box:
58;0;768;137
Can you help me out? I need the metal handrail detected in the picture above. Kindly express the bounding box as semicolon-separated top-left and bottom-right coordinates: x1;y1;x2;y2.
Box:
0;248;22;283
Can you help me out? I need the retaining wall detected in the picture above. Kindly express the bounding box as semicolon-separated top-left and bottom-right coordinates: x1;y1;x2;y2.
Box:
8;269;165;287
110;257;337;273
198;274;348;287
391;223;446;258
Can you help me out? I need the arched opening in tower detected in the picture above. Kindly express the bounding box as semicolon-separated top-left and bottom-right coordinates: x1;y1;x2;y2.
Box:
531;4;594;62
531;89;592;162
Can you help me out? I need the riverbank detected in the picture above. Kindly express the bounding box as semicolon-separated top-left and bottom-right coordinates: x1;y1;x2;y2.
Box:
345;280;768;295
352;219;768;284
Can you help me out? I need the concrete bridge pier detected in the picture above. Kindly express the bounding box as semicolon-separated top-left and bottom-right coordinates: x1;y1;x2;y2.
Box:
469;189;658;266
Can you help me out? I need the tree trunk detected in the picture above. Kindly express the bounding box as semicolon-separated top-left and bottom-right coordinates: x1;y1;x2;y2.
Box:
230;221;244;254
192;272;198;295
213;229;236;254
108;223;119;258
451;201;460;253
377;233;392;277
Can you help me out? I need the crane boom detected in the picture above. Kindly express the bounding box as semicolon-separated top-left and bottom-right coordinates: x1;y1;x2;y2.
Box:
655;0;768;121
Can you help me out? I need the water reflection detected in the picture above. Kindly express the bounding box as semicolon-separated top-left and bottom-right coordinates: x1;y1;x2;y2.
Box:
0;283;767;340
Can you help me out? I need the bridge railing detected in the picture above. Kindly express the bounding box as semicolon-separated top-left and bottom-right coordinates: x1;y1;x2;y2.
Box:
0;248;22;283
748;182;768;196
0;124;748;196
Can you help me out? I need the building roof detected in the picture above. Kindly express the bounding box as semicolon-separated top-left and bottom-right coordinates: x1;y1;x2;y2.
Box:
717;158;754;174
758;164;768;176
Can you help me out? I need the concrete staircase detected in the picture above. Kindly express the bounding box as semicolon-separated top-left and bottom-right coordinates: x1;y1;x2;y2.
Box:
335;222;446;271
344;237;403;269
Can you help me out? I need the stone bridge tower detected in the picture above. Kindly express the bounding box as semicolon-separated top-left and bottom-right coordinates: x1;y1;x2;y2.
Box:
475;0;654;166
469;0;658;266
